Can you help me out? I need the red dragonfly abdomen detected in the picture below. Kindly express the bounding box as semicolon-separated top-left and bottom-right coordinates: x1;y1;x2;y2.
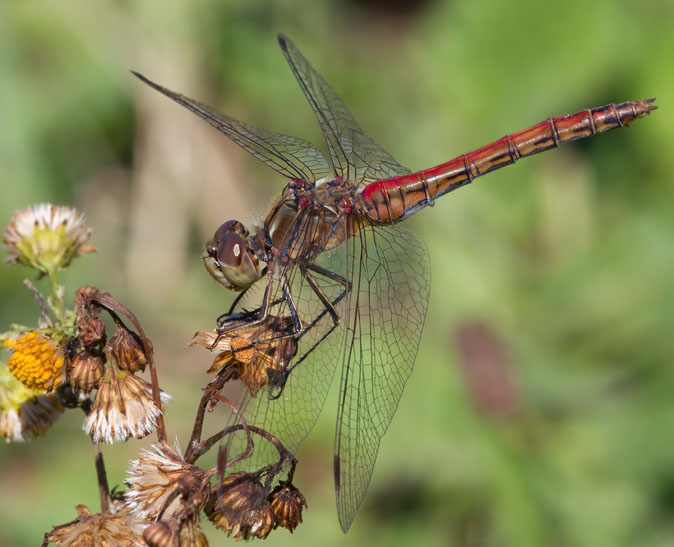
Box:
362;99;656;224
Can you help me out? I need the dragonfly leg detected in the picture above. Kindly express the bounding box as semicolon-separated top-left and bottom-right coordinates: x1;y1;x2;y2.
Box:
214;272;275;351
279;262;350;372
216;266;270;327
278;270;303;334
267;264;348;399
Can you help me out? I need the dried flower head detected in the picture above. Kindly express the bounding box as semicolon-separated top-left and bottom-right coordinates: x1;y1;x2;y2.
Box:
125;443;211;521
142;520;173;547
143;520;209;547
269;482;307;532
206;472;274;540
0;364;64;441
3;203;94;273
4;330;67;393
179;523;209;547
69;351;104;393
189;316;297;394
45;504;145;546
107;326;148;374
83;369;170;443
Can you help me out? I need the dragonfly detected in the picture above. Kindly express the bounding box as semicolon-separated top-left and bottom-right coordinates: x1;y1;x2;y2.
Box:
133;35;655;532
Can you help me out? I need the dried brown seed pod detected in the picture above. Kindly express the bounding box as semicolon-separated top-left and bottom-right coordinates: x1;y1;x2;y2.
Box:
269;482;307;532
69;352;104;393
107;327;148;374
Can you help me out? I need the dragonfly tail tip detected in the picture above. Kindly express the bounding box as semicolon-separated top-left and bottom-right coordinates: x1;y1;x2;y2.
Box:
643;97;658;113
278;34;289;50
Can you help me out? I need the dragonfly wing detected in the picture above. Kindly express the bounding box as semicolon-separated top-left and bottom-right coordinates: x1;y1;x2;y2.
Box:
277;35;411;186
220;243;348;479
133;72;330;183
317;224;430;531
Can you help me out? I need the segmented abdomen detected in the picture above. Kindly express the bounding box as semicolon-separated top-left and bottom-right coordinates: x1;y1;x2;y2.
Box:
362;98;656;224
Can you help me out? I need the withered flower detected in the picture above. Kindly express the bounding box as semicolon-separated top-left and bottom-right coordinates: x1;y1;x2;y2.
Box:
143;520;209;547
2;203;93;274
179;523;209;547
205;472;274;540
189;315;297;394
125;443;211;521
108;326;148;374
269;482;307;532
69;352;104;393
0;364;64;441
83;369;170;443
143;520;172;547
4;330;67;394
45;504;145;546
74;286;107;349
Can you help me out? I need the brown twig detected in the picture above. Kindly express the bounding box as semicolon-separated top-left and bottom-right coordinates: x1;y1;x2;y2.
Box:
92;442;110;513
202;424;293;472
184;369;235;463
210;393;254;467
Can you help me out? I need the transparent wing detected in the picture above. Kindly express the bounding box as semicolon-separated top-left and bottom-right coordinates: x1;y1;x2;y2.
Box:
326;224;430;532
133;72;330;183
278;35;412;186
218;215;429;533
220;210;349;478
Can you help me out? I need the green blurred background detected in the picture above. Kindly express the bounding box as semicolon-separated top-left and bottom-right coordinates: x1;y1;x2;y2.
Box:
1;0;673;545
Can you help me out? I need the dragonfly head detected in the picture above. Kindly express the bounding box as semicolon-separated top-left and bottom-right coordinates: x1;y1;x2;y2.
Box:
203;220;260;291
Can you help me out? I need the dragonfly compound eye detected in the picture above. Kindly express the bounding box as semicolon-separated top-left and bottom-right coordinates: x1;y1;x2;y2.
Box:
214;220;249;242
203;232;259;291
203;220;258;291
217;232;245;268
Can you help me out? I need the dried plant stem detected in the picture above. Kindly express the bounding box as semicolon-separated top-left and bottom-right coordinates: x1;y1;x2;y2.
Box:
184;369;235;463
23;279;53;328
93;442;110;513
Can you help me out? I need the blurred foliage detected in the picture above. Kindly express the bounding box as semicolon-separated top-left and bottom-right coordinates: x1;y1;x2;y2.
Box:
1;0;673;545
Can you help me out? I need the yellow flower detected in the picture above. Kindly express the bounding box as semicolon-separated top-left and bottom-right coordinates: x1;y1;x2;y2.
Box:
0;363;64;441
3;203;94;274
4;330;66;394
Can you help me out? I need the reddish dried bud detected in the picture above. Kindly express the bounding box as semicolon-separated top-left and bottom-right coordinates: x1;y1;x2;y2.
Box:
206;472;274;540
269;482;307;532
107;327;148;373
143;520;173;547
69;352;104;392
77;318;106;348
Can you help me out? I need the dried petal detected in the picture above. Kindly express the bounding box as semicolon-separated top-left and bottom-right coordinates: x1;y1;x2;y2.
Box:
125;443;210;520
45;504;145;546
189;315;297;394
83;370;170;443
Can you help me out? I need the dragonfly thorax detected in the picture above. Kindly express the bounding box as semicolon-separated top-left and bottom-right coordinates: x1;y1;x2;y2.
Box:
203;220;261;291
